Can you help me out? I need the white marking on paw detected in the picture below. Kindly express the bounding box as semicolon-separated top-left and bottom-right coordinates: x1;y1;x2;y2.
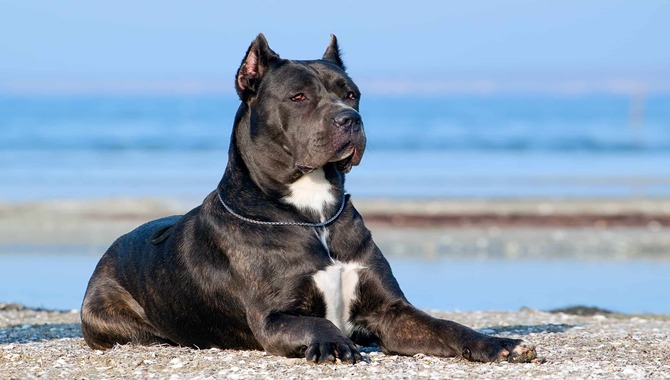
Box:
312;261;363;337
283;168;335;219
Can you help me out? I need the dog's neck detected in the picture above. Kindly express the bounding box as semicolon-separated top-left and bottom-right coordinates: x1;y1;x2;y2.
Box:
218;140;346;224
282;168;336;221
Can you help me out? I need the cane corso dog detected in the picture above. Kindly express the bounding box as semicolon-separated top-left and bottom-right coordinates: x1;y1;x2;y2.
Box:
81;34;536;364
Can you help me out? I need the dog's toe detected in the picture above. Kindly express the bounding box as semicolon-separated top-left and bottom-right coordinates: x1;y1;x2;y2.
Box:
467;337;537;363
304;340;361;364
305;343;321;363
505;340;537;363
317;343;337;363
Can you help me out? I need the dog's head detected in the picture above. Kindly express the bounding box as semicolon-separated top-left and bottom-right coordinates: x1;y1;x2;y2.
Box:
234;34;366;180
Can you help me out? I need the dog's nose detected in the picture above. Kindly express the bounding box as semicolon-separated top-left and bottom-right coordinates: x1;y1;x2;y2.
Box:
333;110;362;131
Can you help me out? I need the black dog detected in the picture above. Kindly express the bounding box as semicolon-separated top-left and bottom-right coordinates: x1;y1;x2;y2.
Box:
81;34;536;364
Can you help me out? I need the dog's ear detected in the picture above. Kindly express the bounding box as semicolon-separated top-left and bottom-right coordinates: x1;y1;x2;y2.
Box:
322;34;345;71
236;34;280;101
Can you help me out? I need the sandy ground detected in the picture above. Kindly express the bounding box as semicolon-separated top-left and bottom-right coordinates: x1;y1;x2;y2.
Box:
1;303;669;379
1;197;670;378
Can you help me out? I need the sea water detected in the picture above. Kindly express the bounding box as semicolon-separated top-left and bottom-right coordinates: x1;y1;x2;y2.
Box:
1;93;670;200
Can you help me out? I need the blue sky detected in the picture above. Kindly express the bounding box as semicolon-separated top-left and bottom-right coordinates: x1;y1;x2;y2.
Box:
1;1;669;94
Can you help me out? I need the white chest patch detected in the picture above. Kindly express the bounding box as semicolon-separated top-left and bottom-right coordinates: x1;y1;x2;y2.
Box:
283;169;335;220
312;261;363;337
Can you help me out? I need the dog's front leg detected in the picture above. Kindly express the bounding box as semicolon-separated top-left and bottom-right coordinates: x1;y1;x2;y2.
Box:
353;257;536;363
247;311;362;364
368;300;535;362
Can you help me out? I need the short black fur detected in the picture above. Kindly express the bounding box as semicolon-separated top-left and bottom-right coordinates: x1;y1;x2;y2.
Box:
81;34;535;364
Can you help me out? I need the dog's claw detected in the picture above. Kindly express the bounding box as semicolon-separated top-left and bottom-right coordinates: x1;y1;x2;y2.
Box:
506;341;537;363
318;344;335;363
304;340;360;364
463;337;537;363
305;344;320;363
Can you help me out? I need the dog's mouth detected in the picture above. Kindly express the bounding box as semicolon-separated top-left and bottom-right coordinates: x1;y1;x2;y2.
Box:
335;151;354;173
330;144;357;173
295;135;365;175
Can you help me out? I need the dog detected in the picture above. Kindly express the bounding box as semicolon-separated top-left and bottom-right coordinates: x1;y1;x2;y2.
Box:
81;34;536;364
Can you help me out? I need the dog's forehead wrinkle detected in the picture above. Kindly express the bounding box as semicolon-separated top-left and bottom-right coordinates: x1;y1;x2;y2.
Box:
296;60;352;91
275;63;318;81
310;62;355;88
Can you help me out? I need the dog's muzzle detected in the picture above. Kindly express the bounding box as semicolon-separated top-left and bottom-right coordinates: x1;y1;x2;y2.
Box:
330;109;366;174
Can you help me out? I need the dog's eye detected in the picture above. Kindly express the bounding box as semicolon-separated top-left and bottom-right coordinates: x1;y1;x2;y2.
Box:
346;91;357;100
290;93;307;102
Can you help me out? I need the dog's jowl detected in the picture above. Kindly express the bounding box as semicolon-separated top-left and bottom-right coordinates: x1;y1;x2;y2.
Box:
81;34;537;364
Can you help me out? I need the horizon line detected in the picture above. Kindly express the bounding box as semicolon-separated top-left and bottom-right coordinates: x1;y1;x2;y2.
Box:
1;77;669;96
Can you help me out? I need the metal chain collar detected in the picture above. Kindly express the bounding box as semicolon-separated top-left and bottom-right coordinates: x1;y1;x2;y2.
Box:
216;190;348;227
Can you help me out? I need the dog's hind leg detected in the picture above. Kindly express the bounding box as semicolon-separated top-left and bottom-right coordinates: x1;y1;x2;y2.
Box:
81;277;172;350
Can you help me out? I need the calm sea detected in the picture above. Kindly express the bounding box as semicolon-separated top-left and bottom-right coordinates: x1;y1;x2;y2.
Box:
1;94;670;200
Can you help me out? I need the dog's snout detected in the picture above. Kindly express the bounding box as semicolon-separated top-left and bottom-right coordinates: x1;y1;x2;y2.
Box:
333;110;362;131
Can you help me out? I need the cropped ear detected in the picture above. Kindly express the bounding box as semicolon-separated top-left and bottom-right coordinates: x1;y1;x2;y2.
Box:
236;34;280;101
322;34;345;70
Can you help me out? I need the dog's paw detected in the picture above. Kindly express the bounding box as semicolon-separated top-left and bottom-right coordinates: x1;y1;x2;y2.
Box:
304;339;362;364
463;337;537;363
499;339;537;363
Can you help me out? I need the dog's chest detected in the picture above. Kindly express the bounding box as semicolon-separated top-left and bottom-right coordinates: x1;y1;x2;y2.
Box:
312;260;363;337
283;169;361;335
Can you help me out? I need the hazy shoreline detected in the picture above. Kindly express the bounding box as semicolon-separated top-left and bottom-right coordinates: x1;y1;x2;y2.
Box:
2;196;669;260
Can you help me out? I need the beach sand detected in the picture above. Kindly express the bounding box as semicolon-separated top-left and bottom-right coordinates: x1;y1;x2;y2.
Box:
1;197;670;378
2;303;670;379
